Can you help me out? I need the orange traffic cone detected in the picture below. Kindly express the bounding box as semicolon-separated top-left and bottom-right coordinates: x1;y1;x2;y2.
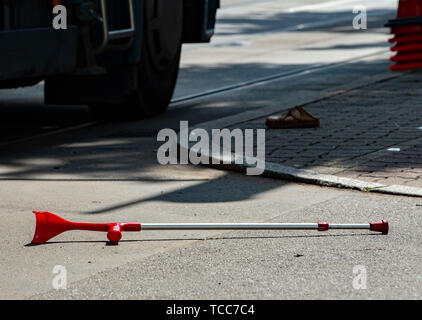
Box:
386;0;422;70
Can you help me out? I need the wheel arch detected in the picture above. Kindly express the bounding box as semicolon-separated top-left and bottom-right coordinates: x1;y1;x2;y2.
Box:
182;0;220;43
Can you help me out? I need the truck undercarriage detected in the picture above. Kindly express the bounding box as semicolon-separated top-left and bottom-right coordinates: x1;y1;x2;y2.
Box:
0;0;219;117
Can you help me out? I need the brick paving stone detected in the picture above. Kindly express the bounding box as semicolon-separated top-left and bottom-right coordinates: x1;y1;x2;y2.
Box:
229;72;422;188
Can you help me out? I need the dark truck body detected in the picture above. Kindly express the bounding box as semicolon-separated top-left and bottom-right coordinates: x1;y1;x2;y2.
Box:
0;0;219;115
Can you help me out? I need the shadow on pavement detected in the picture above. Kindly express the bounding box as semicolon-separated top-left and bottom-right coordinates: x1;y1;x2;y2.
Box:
1;6;414;216
2;59;416;215
24;232;380;247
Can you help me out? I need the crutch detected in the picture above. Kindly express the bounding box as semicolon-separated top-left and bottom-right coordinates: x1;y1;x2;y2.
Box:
31;211;389;244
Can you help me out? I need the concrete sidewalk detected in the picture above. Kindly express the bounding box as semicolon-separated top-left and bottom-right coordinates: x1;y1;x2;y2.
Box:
197;71;422;197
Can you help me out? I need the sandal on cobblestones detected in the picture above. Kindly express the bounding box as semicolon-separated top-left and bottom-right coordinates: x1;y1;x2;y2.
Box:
266;106;319;129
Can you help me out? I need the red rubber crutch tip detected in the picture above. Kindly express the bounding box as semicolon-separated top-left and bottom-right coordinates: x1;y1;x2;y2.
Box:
370;220;389;234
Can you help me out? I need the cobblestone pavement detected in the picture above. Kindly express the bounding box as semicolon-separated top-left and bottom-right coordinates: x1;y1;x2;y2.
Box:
231;71;422;187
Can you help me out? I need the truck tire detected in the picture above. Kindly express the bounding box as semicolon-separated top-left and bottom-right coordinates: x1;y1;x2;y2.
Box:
91;0;183;119
129;0;183;117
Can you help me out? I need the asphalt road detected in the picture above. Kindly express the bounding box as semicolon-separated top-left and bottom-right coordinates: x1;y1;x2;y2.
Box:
2;0;420;300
